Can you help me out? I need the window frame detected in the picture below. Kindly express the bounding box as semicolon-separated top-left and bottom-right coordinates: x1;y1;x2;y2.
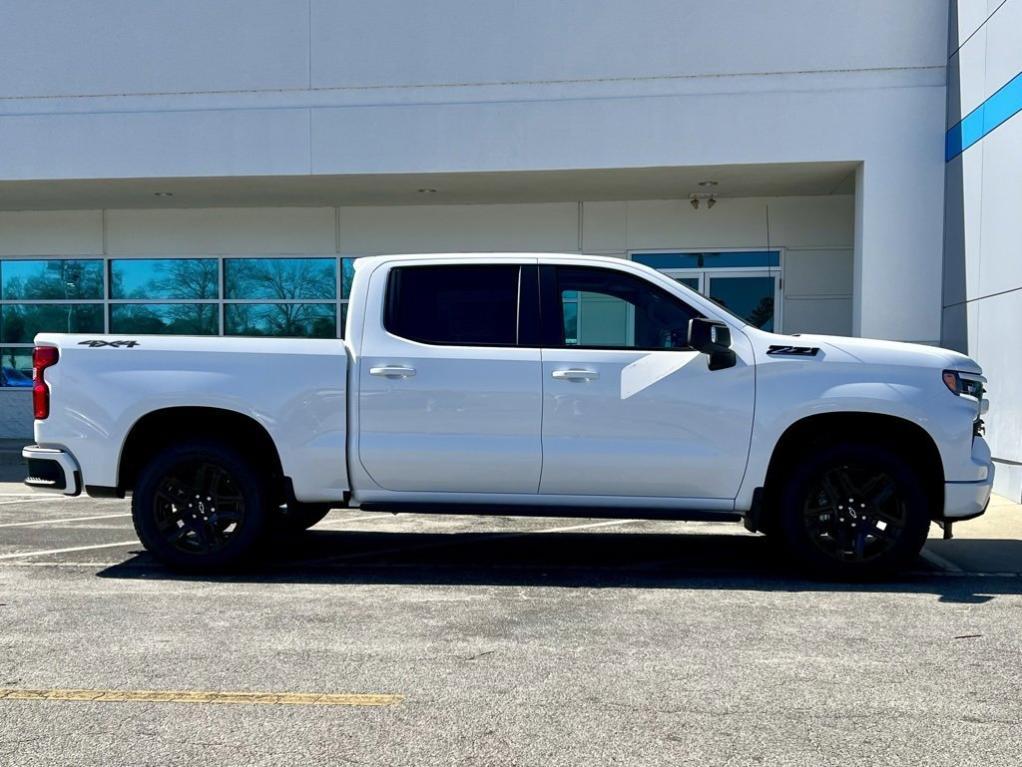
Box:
382;263;537;349
538;264;703;352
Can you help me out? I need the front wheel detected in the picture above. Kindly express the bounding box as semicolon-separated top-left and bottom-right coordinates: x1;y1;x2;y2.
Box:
132;440;269;571
777;443;931;578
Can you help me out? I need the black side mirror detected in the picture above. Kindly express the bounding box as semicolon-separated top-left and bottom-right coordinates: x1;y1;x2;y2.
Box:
687;318;736;371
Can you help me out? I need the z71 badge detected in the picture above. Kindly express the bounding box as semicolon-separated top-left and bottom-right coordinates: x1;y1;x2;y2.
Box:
77;340;140;348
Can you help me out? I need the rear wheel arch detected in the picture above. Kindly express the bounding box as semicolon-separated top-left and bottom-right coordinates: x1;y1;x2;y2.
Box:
761;412;945;528
118;407;287;502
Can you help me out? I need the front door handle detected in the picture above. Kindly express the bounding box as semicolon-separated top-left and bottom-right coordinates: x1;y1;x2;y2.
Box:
551;368;599;381
369;365;417;378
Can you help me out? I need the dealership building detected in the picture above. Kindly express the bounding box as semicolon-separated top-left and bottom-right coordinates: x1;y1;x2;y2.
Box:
0;2;1019;498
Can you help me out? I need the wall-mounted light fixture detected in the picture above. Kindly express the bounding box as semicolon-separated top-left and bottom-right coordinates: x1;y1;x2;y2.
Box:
689;192;718;210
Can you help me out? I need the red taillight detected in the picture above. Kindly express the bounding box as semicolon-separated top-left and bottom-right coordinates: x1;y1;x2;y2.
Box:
33;346;59;420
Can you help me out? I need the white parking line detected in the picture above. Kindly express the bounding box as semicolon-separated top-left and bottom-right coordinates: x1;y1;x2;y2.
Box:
312;513;405;529
0;497;62;506
0;541;139;561
533;519;637;534
0;513;131;529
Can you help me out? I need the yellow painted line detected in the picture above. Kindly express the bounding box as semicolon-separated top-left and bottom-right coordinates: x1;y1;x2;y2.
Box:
0;687;403;706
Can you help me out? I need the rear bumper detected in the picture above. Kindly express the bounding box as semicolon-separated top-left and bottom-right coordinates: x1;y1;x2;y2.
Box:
23;445;81;496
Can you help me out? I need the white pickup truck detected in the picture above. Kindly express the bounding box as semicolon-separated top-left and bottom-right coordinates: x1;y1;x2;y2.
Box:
22;253;993;576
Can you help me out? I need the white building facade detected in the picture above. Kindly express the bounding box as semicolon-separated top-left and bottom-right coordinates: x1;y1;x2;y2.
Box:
0;2;1015;498
942;1;1022;500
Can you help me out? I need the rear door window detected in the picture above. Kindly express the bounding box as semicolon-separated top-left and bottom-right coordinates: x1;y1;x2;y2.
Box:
384;264;524;346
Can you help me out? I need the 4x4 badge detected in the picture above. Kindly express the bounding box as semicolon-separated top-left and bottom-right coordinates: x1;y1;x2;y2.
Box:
77;340;139;348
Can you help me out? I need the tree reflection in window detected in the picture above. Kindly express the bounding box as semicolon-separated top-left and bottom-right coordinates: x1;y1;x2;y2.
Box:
225;258;336;300
225;303;336;338
2;260;103;300
109;258;219;301
109;304;218;335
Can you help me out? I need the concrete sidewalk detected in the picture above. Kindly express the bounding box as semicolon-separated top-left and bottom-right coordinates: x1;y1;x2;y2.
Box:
925;494;1022;574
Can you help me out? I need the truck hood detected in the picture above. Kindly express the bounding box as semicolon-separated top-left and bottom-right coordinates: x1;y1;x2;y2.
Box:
752;330;983;375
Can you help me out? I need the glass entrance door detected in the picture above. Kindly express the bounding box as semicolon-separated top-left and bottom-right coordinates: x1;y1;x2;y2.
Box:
664;269;780;331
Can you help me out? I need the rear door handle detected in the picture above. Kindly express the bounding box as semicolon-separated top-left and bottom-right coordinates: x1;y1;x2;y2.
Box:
551;368;599;381
369;365;417;378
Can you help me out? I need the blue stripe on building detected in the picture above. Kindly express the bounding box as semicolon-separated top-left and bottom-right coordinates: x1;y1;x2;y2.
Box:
946;70;1022;161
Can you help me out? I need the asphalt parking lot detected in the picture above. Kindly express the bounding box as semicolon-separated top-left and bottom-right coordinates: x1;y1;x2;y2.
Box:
1;474;1021;766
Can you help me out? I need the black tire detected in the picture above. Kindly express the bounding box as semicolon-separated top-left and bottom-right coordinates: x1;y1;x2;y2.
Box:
274;502;332;533
777;442;931;578
132;439;269;571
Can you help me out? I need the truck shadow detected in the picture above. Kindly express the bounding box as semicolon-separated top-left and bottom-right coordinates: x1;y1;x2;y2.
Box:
96;529;1022;604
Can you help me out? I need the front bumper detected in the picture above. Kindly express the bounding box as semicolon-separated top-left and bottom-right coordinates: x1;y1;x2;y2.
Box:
23;445;81;496
940;437;989;523
943;477;993;521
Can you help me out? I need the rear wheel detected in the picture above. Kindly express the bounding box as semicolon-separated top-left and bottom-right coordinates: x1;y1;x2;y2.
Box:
777;442;931;578
132;440;268;571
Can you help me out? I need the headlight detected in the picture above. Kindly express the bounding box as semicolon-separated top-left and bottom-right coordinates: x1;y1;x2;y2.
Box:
942;369;985;398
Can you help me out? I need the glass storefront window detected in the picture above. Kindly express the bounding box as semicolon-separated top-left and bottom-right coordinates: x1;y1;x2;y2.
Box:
2;260;103;300
110;258;219;300
341;258;356;299
2;304;104;343
225;258;336;300
0;255;356;348
0;347;33;388
224;303;336;338
109;304;219;335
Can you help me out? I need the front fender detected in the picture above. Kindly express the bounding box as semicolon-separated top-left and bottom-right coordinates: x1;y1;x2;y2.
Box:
736;359;975;511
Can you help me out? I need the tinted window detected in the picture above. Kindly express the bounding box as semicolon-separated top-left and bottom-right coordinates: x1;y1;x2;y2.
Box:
385;265;520;346
109;304;219;335
0;347;33;388
225;258;336;300
224;303;336;338
110;258;218;300
3;259;103;300
2;304;104;343
554;267;699;349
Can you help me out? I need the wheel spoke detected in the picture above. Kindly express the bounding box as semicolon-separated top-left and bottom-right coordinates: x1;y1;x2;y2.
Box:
803;462;908;566
865;475;897;508
151;458;246;556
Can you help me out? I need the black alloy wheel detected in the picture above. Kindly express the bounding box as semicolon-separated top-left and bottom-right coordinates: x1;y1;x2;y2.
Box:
132;440;268;570
778;442;931;578
153;460;246;555
801;463;907;564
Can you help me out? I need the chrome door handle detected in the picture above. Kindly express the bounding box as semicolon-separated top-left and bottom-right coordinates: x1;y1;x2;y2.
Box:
369;365;417;378
551;368;599;381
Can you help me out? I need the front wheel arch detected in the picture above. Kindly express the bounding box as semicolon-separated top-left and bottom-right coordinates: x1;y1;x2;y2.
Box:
759;412;945;533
